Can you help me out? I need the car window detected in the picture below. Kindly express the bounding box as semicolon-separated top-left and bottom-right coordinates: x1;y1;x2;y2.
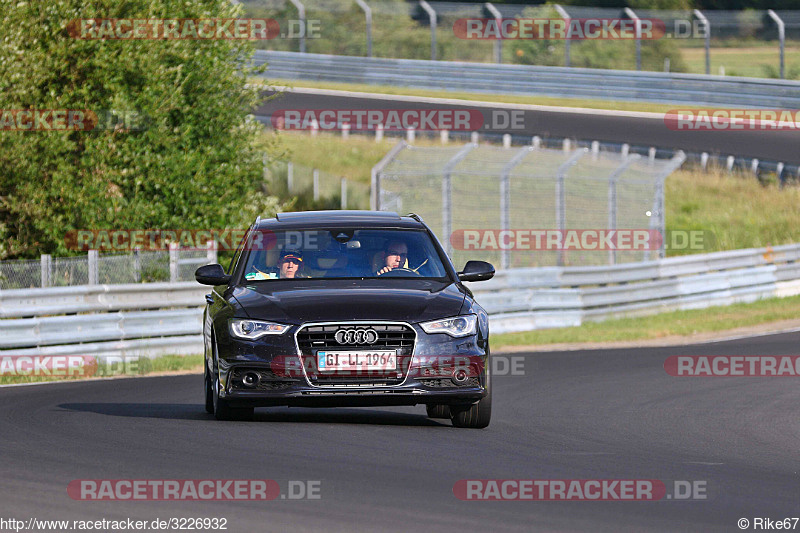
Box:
241;229;449;281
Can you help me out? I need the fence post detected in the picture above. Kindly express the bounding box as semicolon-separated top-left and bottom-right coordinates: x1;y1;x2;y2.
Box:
485;2;502;63
342;122;350;139
88;249;98;285
554;4;571;67
370;140;408;211
442;143;477;257
40;254;51;288
767;10;785;79
440;130;449;144
313;169;320;200
206;240;218;265
169;242;179;283
287;161;294;192
694;10;710;75
624;8;641;71
355;0;372;57
406;127;415;143
606;155;640;265
341;178;348;209
555;149;587;266
133;248;141;283
419;0;437;61
288;0;306;53
376;124;384;142
500;146;534;269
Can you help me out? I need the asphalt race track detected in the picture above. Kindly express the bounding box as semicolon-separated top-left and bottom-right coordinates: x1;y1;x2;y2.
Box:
256;90;800;165
1;331;798;532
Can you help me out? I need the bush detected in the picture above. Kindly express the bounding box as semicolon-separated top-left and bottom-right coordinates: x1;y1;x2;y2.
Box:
0;0;286;259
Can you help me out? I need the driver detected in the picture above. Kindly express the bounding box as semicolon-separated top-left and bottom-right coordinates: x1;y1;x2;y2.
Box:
376;240;408;275
278;249;304;278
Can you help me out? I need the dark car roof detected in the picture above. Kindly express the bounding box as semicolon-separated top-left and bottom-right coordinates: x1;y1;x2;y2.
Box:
256;210;425;230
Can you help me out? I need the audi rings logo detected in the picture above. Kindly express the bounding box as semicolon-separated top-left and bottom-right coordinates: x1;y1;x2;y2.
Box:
334;328;379;345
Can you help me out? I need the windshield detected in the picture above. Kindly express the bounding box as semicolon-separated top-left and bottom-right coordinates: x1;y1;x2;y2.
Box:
240;228;450;281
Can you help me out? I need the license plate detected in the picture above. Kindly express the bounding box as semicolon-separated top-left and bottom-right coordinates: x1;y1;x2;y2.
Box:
317;351;397;372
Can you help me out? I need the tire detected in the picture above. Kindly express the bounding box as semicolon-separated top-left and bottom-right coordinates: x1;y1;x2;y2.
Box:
426;404;451;419
450;360;491;429
210;335;254;421
204;366;214;414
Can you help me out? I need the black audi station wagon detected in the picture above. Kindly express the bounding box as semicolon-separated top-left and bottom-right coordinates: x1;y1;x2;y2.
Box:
196;210;495;428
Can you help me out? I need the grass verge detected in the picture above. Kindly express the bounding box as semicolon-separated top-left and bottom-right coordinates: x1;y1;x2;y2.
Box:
493;294;800;349
0;354;203;386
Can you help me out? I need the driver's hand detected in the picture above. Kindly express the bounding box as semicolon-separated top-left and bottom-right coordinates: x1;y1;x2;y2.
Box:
377;266;393;275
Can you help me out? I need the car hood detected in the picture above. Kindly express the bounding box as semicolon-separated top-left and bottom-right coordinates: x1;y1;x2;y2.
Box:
231;279;466;324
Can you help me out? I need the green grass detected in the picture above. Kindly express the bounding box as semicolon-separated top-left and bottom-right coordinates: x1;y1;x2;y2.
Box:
493;293;800;349
679;45;800;79
0;354;203;385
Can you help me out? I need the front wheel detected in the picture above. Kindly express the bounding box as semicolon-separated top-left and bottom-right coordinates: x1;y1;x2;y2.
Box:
450;362;491;429
210;334;253;421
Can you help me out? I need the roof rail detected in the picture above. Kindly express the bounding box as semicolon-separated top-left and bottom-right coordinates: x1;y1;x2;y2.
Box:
406;213;424;223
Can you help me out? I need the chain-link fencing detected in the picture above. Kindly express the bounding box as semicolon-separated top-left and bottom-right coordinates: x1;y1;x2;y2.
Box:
374;140;685;268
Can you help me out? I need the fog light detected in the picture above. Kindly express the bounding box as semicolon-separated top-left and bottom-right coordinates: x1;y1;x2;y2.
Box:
242;371;260;388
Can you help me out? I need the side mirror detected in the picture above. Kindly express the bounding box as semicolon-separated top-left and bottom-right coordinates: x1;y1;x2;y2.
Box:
195;264;231;286
458;260;495;282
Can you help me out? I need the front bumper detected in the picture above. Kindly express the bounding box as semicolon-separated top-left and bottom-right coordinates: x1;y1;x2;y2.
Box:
214;322;488;408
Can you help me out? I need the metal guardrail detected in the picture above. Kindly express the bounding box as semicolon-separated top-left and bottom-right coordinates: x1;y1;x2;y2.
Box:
2;243;800;354
469;243;800;333
255;50;800;108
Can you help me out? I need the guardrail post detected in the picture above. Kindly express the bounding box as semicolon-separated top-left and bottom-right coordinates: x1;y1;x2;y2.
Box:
355;0;373;57
169;243;179;283
440;130;449;144
624;8;641;70
693;10;710;75
767;10;785;79
777;162;785;188
726;155;735;172
313;169;320;200
471;131;479;144
751;158;759;176
419;0;437;61
342;122;350;139
40;254;51;288
375;124;384;142
88;250;98;285
341;177;348;209
485;2;502;63
554;5;571;67
502;134;511;148
500;146;534;269
289;0;306;53
555;149;587;266
406;128;415;143
442;143;477;257
700;152;709;170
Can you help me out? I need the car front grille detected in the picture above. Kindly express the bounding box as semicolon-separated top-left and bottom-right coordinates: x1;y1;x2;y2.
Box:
296;323;416;386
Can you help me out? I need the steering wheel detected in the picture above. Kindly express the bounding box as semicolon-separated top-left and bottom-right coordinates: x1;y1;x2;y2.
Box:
377;267;421;277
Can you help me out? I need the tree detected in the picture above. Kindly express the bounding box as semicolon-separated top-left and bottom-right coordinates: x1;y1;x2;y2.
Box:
0;0;283;259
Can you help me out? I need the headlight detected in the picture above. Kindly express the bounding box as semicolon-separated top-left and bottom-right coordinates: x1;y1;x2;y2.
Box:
420;315;477;337
229;319;290;340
